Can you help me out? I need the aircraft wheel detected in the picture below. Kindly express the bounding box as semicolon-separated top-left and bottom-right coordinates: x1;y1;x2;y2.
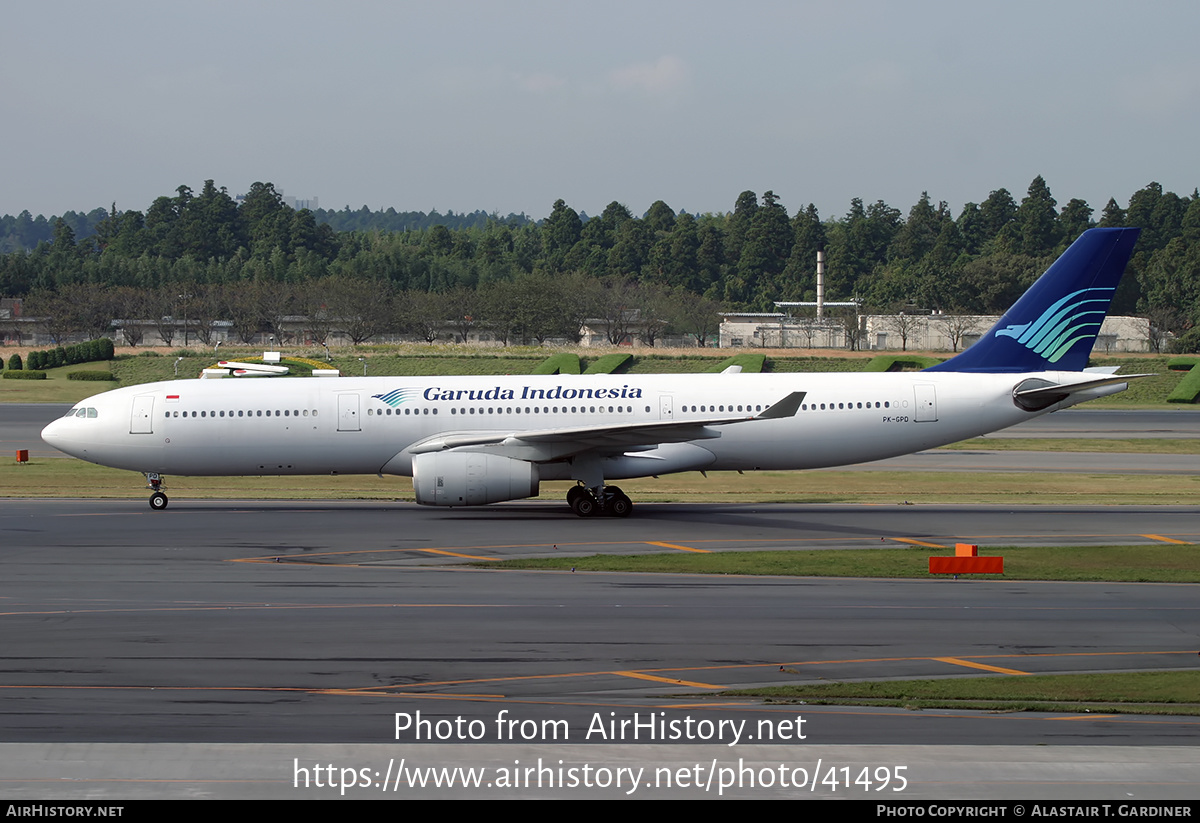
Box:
570;493;598;518
608;492;633;518
566;485;587;507
149;491;169;511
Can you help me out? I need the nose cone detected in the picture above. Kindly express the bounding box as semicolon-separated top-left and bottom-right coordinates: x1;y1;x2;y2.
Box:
41;417;63;447
41;417;79;458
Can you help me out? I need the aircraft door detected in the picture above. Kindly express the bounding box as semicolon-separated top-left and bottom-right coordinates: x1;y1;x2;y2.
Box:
660;395;674;420
130;395;155;434
914;384;937;422
337;393;361;431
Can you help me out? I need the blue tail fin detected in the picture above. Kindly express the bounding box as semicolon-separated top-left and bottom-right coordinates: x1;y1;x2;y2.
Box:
925;227;1141;373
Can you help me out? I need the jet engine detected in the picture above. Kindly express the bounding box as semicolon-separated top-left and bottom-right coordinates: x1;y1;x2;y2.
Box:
411;451;540;506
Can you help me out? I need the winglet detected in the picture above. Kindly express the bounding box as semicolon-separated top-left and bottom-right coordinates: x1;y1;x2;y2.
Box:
756;391;806;420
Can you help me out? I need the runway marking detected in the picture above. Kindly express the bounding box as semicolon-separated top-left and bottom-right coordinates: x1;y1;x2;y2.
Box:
224;532;1200;565
933;657;1029;675
612;671;721;689
352;649;1196;693
645;541;711;553
1140;534;1192;545
418;549;496;560
316;689;506;698
7;687;1200;732
228;540;664;564
0;603;526;617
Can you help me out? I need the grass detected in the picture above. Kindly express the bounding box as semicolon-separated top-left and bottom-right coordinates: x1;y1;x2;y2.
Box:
594;470;1200;505
0;361;116;403
488;545;1200;583
0;459;414;500
720;671;1200;715
703;353;766;373
531;352;582;375
945;438;1200;454
3;347;1194;405
491;544;1200;715
863;354;943;371
1086;356;1184;405
5;461;1200;505
582;353;632;374
1167;362;1200;403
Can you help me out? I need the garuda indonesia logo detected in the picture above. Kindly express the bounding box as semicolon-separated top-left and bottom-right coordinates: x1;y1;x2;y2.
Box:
372;387;423;407
994;287;1114;363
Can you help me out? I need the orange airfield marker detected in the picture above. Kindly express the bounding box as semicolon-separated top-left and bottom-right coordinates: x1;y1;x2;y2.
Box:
928;543;1004;575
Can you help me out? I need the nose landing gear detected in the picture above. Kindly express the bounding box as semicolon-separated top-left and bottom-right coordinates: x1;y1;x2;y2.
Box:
145;473;169;510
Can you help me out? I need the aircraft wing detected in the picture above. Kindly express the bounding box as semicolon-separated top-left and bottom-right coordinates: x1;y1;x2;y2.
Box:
406;391;805;461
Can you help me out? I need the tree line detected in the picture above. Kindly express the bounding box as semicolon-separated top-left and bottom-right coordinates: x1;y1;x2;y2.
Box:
18;275;722;349
1;177;1198;348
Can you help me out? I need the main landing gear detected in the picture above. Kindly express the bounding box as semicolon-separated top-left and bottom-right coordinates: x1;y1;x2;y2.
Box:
145;473;168;510
566;484;632;518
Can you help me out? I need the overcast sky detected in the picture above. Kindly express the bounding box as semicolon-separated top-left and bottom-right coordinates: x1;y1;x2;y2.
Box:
4;1;1197;222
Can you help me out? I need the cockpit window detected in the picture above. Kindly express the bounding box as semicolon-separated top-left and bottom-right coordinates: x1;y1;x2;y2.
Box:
67;407;98;419
65;408;81;418
87;408;98;418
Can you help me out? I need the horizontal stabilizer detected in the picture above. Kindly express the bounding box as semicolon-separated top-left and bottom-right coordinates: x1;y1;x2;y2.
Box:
1013;373;1153;410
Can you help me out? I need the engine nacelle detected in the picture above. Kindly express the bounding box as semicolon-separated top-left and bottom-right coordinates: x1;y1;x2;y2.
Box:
411;451;540;507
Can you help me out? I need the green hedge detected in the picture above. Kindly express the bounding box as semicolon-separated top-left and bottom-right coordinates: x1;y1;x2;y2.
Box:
703;353;766;373
532;353;582;375
863;354;944;372
1166;362;1200;403
583;353;632;374
2;370;47;380
26;339;115;371
68;370;118;381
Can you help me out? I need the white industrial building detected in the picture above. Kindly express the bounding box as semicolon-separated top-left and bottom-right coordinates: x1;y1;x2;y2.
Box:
718;311;1150;353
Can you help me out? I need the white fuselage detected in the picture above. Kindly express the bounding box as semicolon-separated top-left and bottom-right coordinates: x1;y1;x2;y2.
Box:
41;370;1108;483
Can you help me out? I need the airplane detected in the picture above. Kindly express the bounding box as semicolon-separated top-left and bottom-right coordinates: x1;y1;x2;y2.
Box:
42;227;1143;517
